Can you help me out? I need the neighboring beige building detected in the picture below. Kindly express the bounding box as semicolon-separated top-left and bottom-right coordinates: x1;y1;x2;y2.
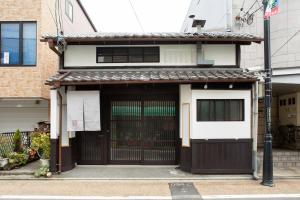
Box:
0;0;96;132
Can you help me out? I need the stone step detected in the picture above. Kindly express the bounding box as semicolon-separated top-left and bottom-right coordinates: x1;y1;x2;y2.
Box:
257;151;300;157
258;156;300;161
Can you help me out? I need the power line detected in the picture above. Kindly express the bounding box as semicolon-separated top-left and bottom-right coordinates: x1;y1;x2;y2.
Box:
272;29;300;57
128;0;144;32
46;0;59;35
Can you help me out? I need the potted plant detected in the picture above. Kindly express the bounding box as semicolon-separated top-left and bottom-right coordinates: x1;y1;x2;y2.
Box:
31;132;50;166
0;135;11;169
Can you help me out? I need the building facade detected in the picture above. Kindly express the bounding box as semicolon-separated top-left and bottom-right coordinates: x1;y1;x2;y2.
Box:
0;0;96;132
182;0;300;150
43;32;262;174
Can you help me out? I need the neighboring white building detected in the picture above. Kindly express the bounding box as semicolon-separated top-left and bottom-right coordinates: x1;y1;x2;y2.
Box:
182;0;300;149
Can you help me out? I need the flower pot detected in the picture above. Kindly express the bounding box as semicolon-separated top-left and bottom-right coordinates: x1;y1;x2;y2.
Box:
40;158;50;166
0;158;9;168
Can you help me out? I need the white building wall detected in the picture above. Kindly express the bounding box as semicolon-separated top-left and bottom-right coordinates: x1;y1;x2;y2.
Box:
0;100;49;132
64;44;236;67
191;90;251;139
179;84;251;140
203;44;236;66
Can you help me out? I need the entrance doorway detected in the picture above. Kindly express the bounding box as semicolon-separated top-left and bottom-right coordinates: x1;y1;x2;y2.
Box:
109;95;179;164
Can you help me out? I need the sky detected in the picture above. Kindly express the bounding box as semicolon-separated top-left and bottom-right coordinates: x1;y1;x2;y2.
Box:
80;0;192;32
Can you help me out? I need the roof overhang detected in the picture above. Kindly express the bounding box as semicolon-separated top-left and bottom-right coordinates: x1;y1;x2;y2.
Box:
41;32;263;45
46;68;259;88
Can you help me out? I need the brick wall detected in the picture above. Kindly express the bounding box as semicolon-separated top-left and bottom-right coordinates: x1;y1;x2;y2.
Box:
0;0;58;99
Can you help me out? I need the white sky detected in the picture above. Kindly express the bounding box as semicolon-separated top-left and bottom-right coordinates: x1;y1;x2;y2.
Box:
80;0;192;32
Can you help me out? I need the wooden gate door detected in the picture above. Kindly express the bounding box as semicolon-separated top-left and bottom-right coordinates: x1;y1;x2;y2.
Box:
109;95;178;164
77;131;107;165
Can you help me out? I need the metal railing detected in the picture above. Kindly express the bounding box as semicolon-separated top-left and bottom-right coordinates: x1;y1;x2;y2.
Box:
0;131;32;156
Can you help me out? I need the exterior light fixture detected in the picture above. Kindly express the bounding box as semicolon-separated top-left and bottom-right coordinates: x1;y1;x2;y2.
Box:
229;83;233;89
204;84;208;89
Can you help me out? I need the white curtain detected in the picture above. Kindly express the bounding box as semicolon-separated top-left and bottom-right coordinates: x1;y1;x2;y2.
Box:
67;91;101;131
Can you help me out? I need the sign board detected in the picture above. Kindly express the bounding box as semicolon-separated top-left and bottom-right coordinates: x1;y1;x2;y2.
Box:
3;52;9;64
181;103;190;147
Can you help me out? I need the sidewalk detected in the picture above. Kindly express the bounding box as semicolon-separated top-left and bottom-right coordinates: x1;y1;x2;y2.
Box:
0;179;300;198
2;164;300;180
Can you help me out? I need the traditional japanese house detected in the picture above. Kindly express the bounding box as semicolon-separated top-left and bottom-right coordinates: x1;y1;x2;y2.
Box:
42;32;263;174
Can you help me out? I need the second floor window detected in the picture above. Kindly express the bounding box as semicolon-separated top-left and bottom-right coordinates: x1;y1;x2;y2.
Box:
0;22;37;66
96;47;160;63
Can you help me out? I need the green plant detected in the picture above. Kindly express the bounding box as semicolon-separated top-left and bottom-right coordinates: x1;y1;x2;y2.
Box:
0;135;12;158
13;129;23;153
34;165;51;178
31;132;50;159
7;152;28;166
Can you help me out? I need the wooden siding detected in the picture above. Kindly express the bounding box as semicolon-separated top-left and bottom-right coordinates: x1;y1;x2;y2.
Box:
180;139;253;174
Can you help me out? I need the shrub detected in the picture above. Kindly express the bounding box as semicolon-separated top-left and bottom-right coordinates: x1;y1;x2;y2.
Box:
7;152;28;166
31;132;50;159
0;135;12;158
34;165;51;178
13;129;23;153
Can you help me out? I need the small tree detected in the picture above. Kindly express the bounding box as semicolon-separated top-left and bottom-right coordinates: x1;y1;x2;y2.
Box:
13;129;23;153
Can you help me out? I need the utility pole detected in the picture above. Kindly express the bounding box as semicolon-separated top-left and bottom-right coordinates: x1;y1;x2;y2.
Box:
262;0;274;187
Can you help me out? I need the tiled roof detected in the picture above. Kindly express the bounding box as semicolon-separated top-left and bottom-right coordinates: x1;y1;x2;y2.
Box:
42;32;263;43
46;68;259;86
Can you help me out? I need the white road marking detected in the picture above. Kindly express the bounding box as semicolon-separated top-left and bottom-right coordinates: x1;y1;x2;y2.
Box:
203;194;300;199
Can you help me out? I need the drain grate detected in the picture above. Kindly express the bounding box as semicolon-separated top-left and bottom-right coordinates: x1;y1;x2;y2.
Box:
168;182;202;200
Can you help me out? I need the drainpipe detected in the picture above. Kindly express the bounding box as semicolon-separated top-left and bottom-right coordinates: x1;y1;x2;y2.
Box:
57;90;63;174
252;81;259;180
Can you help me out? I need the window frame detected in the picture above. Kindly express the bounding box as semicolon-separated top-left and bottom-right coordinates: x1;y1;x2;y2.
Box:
65;0;74;22
0;21;37;67
96;47;160;63
196;99;245;122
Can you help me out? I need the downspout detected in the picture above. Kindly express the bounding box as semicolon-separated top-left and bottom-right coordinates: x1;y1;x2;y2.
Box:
57;90;63;174
252;81;259;180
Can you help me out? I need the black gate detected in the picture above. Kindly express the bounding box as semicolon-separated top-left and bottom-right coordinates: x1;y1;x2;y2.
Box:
109;96;178;164
77;131;107;165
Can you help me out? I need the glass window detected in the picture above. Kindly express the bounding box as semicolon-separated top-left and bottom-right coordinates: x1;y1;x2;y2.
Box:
197;100;209;121
1;23;20;65
215;100;225;121
23;23;36;65
197;99;244;121
96;47;159;63
0;22;36;66
65;0;73;22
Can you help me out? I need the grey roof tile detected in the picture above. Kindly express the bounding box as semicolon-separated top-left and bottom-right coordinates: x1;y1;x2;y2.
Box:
46;68;258;85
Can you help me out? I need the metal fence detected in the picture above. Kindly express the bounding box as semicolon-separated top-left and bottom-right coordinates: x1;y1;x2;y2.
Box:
0;131;32;156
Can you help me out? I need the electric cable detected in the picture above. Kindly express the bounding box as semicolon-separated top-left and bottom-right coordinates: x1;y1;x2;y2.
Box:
128;0;145;32
272;29;300;57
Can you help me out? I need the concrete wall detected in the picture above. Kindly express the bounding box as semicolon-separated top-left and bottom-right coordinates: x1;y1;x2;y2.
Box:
64;44;236;67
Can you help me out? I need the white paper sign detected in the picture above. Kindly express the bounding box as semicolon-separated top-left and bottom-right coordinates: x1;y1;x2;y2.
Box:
3;52;9;64
182;103;190;147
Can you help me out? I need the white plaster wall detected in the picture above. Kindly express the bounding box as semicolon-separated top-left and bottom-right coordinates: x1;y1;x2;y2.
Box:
64;45;197;67
64;44;236;67
203;44;236;65
179;84;192;139
191;90;251;139
0;100;49;132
